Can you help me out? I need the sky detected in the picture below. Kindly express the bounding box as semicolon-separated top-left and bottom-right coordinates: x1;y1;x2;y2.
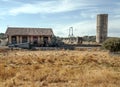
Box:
0;0;120;37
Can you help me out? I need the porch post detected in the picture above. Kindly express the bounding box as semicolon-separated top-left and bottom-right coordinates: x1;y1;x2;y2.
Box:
48;36;51;43
17;36;19;44
31;36;33;43
20;36;22;43
41;36;43;42
28;36;30;43
38;36;40;44
8;35;12;44
41;36;44;45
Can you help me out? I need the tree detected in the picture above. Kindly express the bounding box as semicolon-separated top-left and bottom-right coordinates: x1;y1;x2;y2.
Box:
0;33;5;39
49;36;64;47
102;38;120;52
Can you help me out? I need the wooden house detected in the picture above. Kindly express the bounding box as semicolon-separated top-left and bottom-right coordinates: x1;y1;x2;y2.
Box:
5;27;54;46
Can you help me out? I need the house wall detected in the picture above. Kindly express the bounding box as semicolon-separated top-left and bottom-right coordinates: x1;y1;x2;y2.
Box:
8;35;12;44
8;35;52;46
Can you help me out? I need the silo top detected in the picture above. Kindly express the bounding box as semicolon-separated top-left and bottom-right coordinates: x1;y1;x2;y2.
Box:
97;14;108;16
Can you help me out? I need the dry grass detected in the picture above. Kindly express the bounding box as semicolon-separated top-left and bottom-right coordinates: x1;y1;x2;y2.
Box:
0;49;120;87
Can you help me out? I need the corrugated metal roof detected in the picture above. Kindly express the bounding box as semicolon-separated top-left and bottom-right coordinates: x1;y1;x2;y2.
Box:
5;27;54;36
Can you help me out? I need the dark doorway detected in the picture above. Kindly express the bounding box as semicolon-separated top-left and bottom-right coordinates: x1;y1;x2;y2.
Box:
43;37;48;46
12;36;17;44
22;36;28;43
33;36;38;46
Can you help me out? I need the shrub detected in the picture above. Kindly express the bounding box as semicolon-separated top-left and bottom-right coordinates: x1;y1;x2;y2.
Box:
49;36;64;47
102;38;120;52
0;33;6;39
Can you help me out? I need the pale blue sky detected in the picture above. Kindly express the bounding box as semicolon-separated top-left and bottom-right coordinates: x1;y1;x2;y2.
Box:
0;0;120;37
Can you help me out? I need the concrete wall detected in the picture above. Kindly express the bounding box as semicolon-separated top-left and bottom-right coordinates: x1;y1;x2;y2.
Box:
61;37;82;44
0;39;8;46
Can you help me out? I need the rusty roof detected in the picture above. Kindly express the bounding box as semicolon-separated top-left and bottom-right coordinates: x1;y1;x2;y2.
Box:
5;27;54;36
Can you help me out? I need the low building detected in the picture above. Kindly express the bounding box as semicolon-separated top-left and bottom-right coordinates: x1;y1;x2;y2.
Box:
5;27;54;46
61;37;83;44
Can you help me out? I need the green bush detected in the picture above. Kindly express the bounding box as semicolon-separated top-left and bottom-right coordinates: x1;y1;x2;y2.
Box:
49;36;64;47
0;33;6;39
102;38;120;52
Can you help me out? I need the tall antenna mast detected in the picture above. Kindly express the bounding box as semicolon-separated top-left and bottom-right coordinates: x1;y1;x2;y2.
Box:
68;28;70;37
71;27;73;36
69;27;74;37
68;27;74;44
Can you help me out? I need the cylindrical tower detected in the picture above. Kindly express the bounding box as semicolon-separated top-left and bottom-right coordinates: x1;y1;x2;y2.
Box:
96;14;108;43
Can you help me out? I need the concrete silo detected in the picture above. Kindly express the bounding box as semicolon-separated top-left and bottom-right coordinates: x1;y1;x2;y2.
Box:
96;14;108;43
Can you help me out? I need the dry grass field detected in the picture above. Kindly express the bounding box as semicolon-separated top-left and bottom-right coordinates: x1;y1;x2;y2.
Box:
0;48;120;87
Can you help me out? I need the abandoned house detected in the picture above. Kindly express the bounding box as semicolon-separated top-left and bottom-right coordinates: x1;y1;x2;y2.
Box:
5;27;54;47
